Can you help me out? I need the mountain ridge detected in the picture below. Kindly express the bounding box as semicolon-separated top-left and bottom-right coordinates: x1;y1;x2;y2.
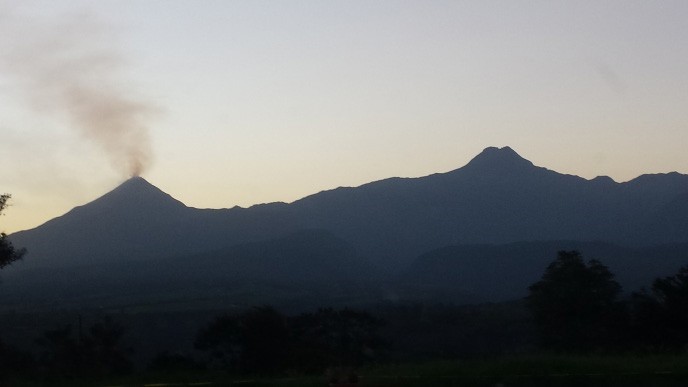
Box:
4;145;688;310
8;146;688;271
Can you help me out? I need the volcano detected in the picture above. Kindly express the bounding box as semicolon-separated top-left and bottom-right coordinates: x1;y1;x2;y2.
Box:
8;176;295;269
8;177;192;268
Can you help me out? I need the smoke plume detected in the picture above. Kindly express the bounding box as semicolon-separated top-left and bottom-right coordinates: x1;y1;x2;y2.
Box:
0;9;154;177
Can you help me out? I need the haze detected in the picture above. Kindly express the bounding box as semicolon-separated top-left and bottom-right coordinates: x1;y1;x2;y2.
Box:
1;0;687;233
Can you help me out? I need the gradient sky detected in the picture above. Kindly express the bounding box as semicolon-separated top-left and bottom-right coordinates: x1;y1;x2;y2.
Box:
1;0;687;233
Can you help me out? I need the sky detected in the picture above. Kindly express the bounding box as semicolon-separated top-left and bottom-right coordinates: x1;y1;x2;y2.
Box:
1;0;687;233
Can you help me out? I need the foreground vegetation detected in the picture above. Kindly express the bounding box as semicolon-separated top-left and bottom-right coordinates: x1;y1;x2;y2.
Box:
362;354;688;386
3;251;688;385
3;195;688;386
5;354;688;386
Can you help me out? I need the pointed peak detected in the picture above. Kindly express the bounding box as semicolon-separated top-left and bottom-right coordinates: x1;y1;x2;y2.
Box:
105;176;166;199
81;176;186;213
115;175;155;191
125;175;148;183
464;146;534;172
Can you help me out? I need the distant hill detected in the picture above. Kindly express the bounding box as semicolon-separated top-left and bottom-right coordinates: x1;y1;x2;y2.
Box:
1;230;377;310
399;241;688;303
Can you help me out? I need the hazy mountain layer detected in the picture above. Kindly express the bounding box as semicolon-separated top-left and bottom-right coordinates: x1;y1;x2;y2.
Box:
400;241;688;303
1;230;377;310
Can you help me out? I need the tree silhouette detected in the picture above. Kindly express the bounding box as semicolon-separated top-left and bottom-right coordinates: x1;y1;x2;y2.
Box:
0;195;32;380
239;306;290;374
195;313;242;369
0;338;34;380
35;325;83;376
195;306;290;374
87;316;132;374
35;317;131;377
196;306;382;374
526;250;627;351
0;194;25;269
632;266;688;351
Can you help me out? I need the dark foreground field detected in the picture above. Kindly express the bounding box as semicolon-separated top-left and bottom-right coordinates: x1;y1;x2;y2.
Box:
6;355;688;387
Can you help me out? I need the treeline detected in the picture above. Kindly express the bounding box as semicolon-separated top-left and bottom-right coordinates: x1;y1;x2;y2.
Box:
526;250;688;353
1;251;688;383
0;316;132;381
0;306;384;382
194;306;382;374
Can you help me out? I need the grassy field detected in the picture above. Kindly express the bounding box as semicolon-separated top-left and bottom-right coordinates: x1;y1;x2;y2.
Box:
6;354;688;387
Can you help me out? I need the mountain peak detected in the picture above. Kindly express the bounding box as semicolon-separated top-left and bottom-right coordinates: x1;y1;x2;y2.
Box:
113;176;157;194
464;146;534;173
77;176;187;214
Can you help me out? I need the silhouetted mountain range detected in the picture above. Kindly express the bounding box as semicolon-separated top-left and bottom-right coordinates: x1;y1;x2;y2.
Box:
289;146;688;266
4;146;688;307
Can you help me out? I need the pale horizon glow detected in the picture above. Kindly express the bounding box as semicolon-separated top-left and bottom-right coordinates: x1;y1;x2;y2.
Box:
1;1;687;233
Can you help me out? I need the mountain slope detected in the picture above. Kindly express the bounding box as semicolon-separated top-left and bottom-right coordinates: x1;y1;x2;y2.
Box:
8;177;296;268
8;146;688;272
289;146;688;266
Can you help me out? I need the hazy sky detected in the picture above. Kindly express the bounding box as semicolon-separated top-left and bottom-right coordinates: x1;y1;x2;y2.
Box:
1;0;687;233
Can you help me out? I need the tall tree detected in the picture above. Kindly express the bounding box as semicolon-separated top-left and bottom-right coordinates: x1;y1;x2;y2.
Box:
526;250;627;351
1;194;25;269
632;266;688;351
